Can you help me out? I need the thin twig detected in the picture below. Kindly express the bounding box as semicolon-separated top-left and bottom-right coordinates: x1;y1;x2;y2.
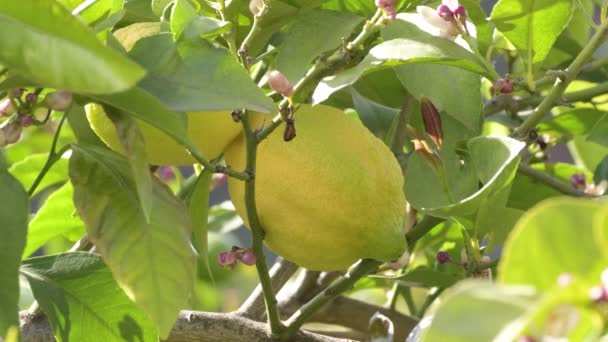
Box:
517;164;593;197
512;21;608;138
240;112;285;336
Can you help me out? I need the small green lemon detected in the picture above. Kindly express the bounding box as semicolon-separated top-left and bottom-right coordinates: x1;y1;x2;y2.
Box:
85;22;242;165
225;104;407;271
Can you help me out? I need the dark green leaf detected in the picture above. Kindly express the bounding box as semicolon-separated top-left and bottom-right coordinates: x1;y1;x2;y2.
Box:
127;34;274;113
0;0;145;93
594;156;608;184
276;9;363;82
0;167;28;336
69;149;196;337
537;108;606;137
23;182;85;259
350;88;399;140
21;252;158;342
587;112;608;147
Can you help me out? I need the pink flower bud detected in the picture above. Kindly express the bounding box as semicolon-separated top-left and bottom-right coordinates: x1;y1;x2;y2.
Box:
518;337;536;342
158;167;175;181
238;250;257;266
589;285;608;302
25;93;38;103
436;251;450;264
420;97;444;150
0;99;15;116
453;5;467;18
8;88;23;98
3;124;22;144
557;273;574;287
44;91;73;112
17;114;33;127
492;78;513;94
218;251;238;269
570;173;586;190
268;71;294;97
437;4;453;20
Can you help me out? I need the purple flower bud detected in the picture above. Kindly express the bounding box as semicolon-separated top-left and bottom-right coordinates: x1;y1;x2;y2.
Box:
238;250;257;266
3;124;22;144
8;88;23;98
0;99;16;116
453;5;467;18
218;251;238;269
492;78;513;94
385;6;397;20
44;91;73;112
375;0;395;8
436;251;450;264
420;97;444;150
437;4;454;20
570;173;586;190
17;114;34;127
158;167;175;181
268;71;294;98
25;93;38;104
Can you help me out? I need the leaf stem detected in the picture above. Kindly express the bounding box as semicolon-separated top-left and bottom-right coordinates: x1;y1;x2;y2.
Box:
517;164;594;197
240;112;284;337
27;113;71;197
512;20;608;138
280;259;382;340
238;1;271;69
217;0;237;56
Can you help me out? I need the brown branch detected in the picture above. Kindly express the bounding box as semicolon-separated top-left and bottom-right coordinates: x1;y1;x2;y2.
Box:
18;310;349;342
238;258;299;321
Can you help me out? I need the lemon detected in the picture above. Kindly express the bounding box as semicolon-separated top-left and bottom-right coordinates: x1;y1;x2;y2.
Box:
86;104;241;165
225;105;407;271
86;22;242;165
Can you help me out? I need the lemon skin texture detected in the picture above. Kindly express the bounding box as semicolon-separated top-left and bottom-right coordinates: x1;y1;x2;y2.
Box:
86;104;241;165
224;104;407;271
85;22;242;165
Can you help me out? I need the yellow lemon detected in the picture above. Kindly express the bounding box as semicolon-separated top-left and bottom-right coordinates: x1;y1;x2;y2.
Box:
86;22;242;165
225;104;407;271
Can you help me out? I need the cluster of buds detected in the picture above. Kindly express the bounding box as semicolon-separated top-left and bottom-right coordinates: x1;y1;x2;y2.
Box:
570;173;607;196
218;246;257;269
375;0;397;20
491;78;514;95
0;88;72;148
437;250;493;280
417;0;468;40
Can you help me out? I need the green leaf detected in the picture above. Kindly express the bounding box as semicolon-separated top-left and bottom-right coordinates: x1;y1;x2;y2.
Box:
0;167;28;336
421;281;539;342
8;154;69;196
538;108;606;137
207;201;243;233
171;0;231;42
594;203;608;261
350;88;399;140
69;148;196;337
499;197;605;290
152;0;174;17
23;182;85;259
371;267;461;288
570;135;608;171
594;156;608;184
127;34;274;113
405;136;525;218
105;107;154;223
0;0;145;94
476;205;524;252
588;112;608;147
312;18;494;104
491;0;574;64
188;170;213;279
58;0;124;26
21;252;158;342
459;0;492;57
276;9;363;82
